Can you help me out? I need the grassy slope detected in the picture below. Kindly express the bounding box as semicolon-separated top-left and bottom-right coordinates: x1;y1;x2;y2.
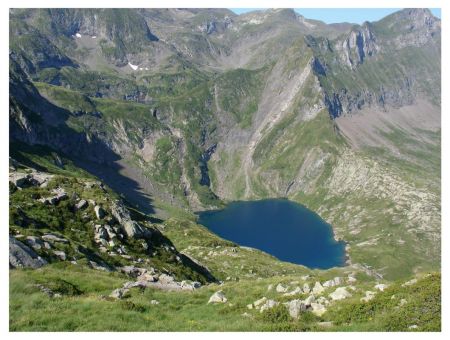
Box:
9;254;440;331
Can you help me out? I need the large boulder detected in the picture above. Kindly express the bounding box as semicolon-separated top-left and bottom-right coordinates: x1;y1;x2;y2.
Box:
94;205;105;219
42;234;69;244
9;235;47;269
312;281;325;295
75;199;88;211
39;188;67;205
311;302;327;316
329;287;352;301
374;283;388;291
111;201;152;239
9;172;31;188
25;236;50;250
123;220;152;239
208;290;227;304
361;291;376;302
283;286;302;296
110;287;129;299
285;299;307;318
304;294;316;306
303;283;311;294
259;299;279;313
276;283;289;293
323;277;343;288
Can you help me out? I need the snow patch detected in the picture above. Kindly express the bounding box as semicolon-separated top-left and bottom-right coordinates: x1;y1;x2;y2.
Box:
128;62;139;71
75;33;82;38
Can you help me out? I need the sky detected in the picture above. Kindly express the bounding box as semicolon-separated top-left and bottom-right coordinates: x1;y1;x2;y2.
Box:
229;8;441;24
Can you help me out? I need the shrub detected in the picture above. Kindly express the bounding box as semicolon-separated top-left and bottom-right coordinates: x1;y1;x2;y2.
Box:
120;301;147;313
258;304;291;323
41;278;83;296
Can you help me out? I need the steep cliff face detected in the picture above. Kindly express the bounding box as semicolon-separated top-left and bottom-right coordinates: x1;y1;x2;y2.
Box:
336;23;379;68
9;8;441;279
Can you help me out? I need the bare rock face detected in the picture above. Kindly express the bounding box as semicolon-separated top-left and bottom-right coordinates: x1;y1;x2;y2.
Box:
9;235;47;269
338;23;378;67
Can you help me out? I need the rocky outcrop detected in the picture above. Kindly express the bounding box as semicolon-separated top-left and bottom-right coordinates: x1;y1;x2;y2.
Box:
337;23;378;68
9;235;47;269
9;171;54;189
110;201;152;239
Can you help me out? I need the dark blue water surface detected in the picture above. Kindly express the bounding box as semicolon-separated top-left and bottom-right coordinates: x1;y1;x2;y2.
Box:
197;199;346;269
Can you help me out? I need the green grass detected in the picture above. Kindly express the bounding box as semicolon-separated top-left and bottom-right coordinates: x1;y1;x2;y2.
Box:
9;263;440;331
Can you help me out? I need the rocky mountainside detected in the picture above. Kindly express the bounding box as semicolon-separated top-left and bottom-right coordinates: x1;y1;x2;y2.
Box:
9;8;440;331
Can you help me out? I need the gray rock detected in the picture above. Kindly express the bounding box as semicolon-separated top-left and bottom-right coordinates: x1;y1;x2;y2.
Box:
110;288;129;299
323;277;343;288
30;172;54;187
253;297;267;309
259;299;278;312
38;188;67;205
9;235;47;269
158;273;175;284
42;234;69;244
88;260;113;272
285;299;306;318
208;290;227;304
361;291;376;302
75;199;88;210
276;283;289;293
303;283;311;294
311;302;327;316
94;224;108;241
283;286;302;296
312;281;325;295
9;172;31;188
402;278;418;287
110;201;151;239
25;236;45;250
94;205;105;219
53;250;67;260
374;283;388;291
329;287;352;301
180;280;201;290
304;294;316;306
120;266;147;278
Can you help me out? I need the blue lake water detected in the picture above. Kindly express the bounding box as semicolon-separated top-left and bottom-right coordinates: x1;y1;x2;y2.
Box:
197;199;346;269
